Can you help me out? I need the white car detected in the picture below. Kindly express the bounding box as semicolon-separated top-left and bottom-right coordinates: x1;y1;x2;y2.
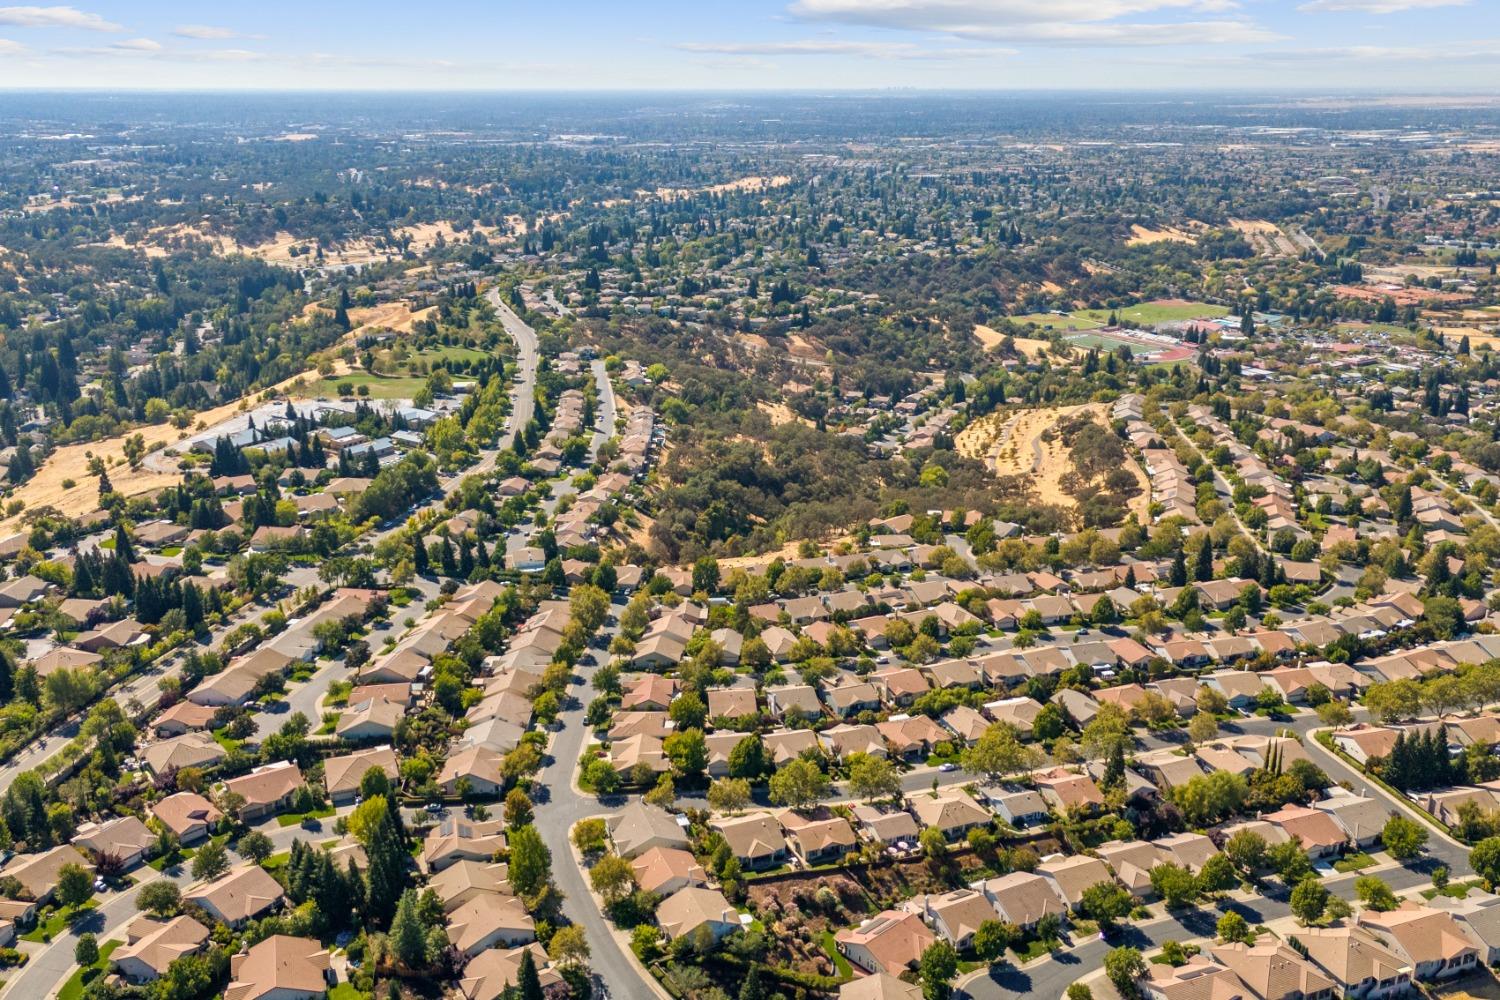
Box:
938;763;958;772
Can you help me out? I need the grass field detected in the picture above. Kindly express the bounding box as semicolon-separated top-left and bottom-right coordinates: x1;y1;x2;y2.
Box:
1067;332;1144;350
1008;312;1103;331
1075;299;1229;326
410;345;488;366
307;374;427;400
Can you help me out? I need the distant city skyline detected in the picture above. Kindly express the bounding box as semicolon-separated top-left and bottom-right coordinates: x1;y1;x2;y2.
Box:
0;1;1493;91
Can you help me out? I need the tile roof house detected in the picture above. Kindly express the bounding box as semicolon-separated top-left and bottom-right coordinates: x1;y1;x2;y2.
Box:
112;914;210;983
1261;804;1349;857
834;910;936;976
910;888;997;949
142;732;227;774
1297;924;1412;999
1312;789;1392;848
840;974;922;1000
906;790;991;841
1427;889;1500;965
710;813;789;870
656;886;740;942
0;845;92;903
1037;854;1116;908
446;893;536;957
459;945;563;1000
1142;957;1247;1000
322;746;399;804
151;792;223;845
222;761;303;822
71;815;155;870
1357;902;1480;981
426;860;512;913
225;935;331;1000
1032;766;1105;812
421;817;508;873
978;871;1068;930
630;847;707;897
607;803;690;859
1209;941;1336;1000
184;863;287;926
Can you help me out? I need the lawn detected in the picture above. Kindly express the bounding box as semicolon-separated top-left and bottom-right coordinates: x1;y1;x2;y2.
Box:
1075;299;1230;326
23;901;97;942
308;374;427;401
277;806;336;827
210;728;242;753
58;940;120;1000
262;851;292;871
328;983;371;1000
1333;852;1378;873
1423;879;1486;901
1008;312;1102;332
818;931;852;980
410;345;488;367
1011;937;1057;963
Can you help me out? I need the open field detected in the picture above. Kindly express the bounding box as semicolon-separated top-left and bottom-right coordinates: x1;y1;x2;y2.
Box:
1127;223;1197;246
1230;218;1299;257
647;175;791;201
974;325;1070;360
1074;299;1229;326
1004;313;1103;331
956;403;1149;520
96;221;496;267
305;374;427;400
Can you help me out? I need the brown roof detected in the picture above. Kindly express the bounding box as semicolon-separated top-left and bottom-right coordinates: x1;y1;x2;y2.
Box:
225;935;328;1000
152;792;223;839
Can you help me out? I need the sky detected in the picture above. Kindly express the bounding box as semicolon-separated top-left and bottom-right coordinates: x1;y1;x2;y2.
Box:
0;1;1494;91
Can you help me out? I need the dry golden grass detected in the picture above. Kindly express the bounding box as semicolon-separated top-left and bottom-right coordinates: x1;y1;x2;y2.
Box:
956;404;1149;521
972;325;1057;359
1127;224;1197;246
646;175;791;202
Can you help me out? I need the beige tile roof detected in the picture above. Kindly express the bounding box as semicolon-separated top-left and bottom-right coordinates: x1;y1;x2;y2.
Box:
657;886;738;939
184;863;286;925
834;909;935;974
112;914;209;981
225;935;328;1000
1359;901;1480;967
1210;941;1336;1000
151;792;223;839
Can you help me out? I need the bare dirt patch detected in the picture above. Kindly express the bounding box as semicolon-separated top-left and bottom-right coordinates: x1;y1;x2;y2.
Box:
956;403;1148;521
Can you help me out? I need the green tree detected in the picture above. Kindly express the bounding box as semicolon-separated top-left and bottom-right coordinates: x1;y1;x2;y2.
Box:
190;840;229;881
1268;839;1312;883
1197;852;1238;894
56;862;94;908
664;727;709;778
509;824;552;899
848;753;901;802
1381;815;1428;860
1105;946;1147;999
707;778;751;814
1224;829;1268;872
961;723;1034;781
1149;863;1199;908
973;919;1012;961
589;854;637;904
1079;881;1133;925
74;932;98;967
516;948;545;1000
768;759;830;810
1355;875;1398;912
390;889;430;969
1472;836;1500;887
237;830;273;863
137;881;182;917
919;939;959;1000
1290;875;1328;925
1216;911;1250;943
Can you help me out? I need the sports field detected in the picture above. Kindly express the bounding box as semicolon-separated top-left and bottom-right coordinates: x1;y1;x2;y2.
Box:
1008;312;1103;331
1074;299;1229;326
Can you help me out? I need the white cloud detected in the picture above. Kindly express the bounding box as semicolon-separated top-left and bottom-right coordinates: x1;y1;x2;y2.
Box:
0;5;119;31
1298;0;1468;12
111;37;161;51
786;0;1278;45
676;39;1014;59
172;24;238;40
0;37;21;53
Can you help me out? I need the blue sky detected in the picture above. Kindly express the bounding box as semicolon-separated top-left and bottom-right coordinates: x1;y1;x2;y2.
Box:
0;1;1493;90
